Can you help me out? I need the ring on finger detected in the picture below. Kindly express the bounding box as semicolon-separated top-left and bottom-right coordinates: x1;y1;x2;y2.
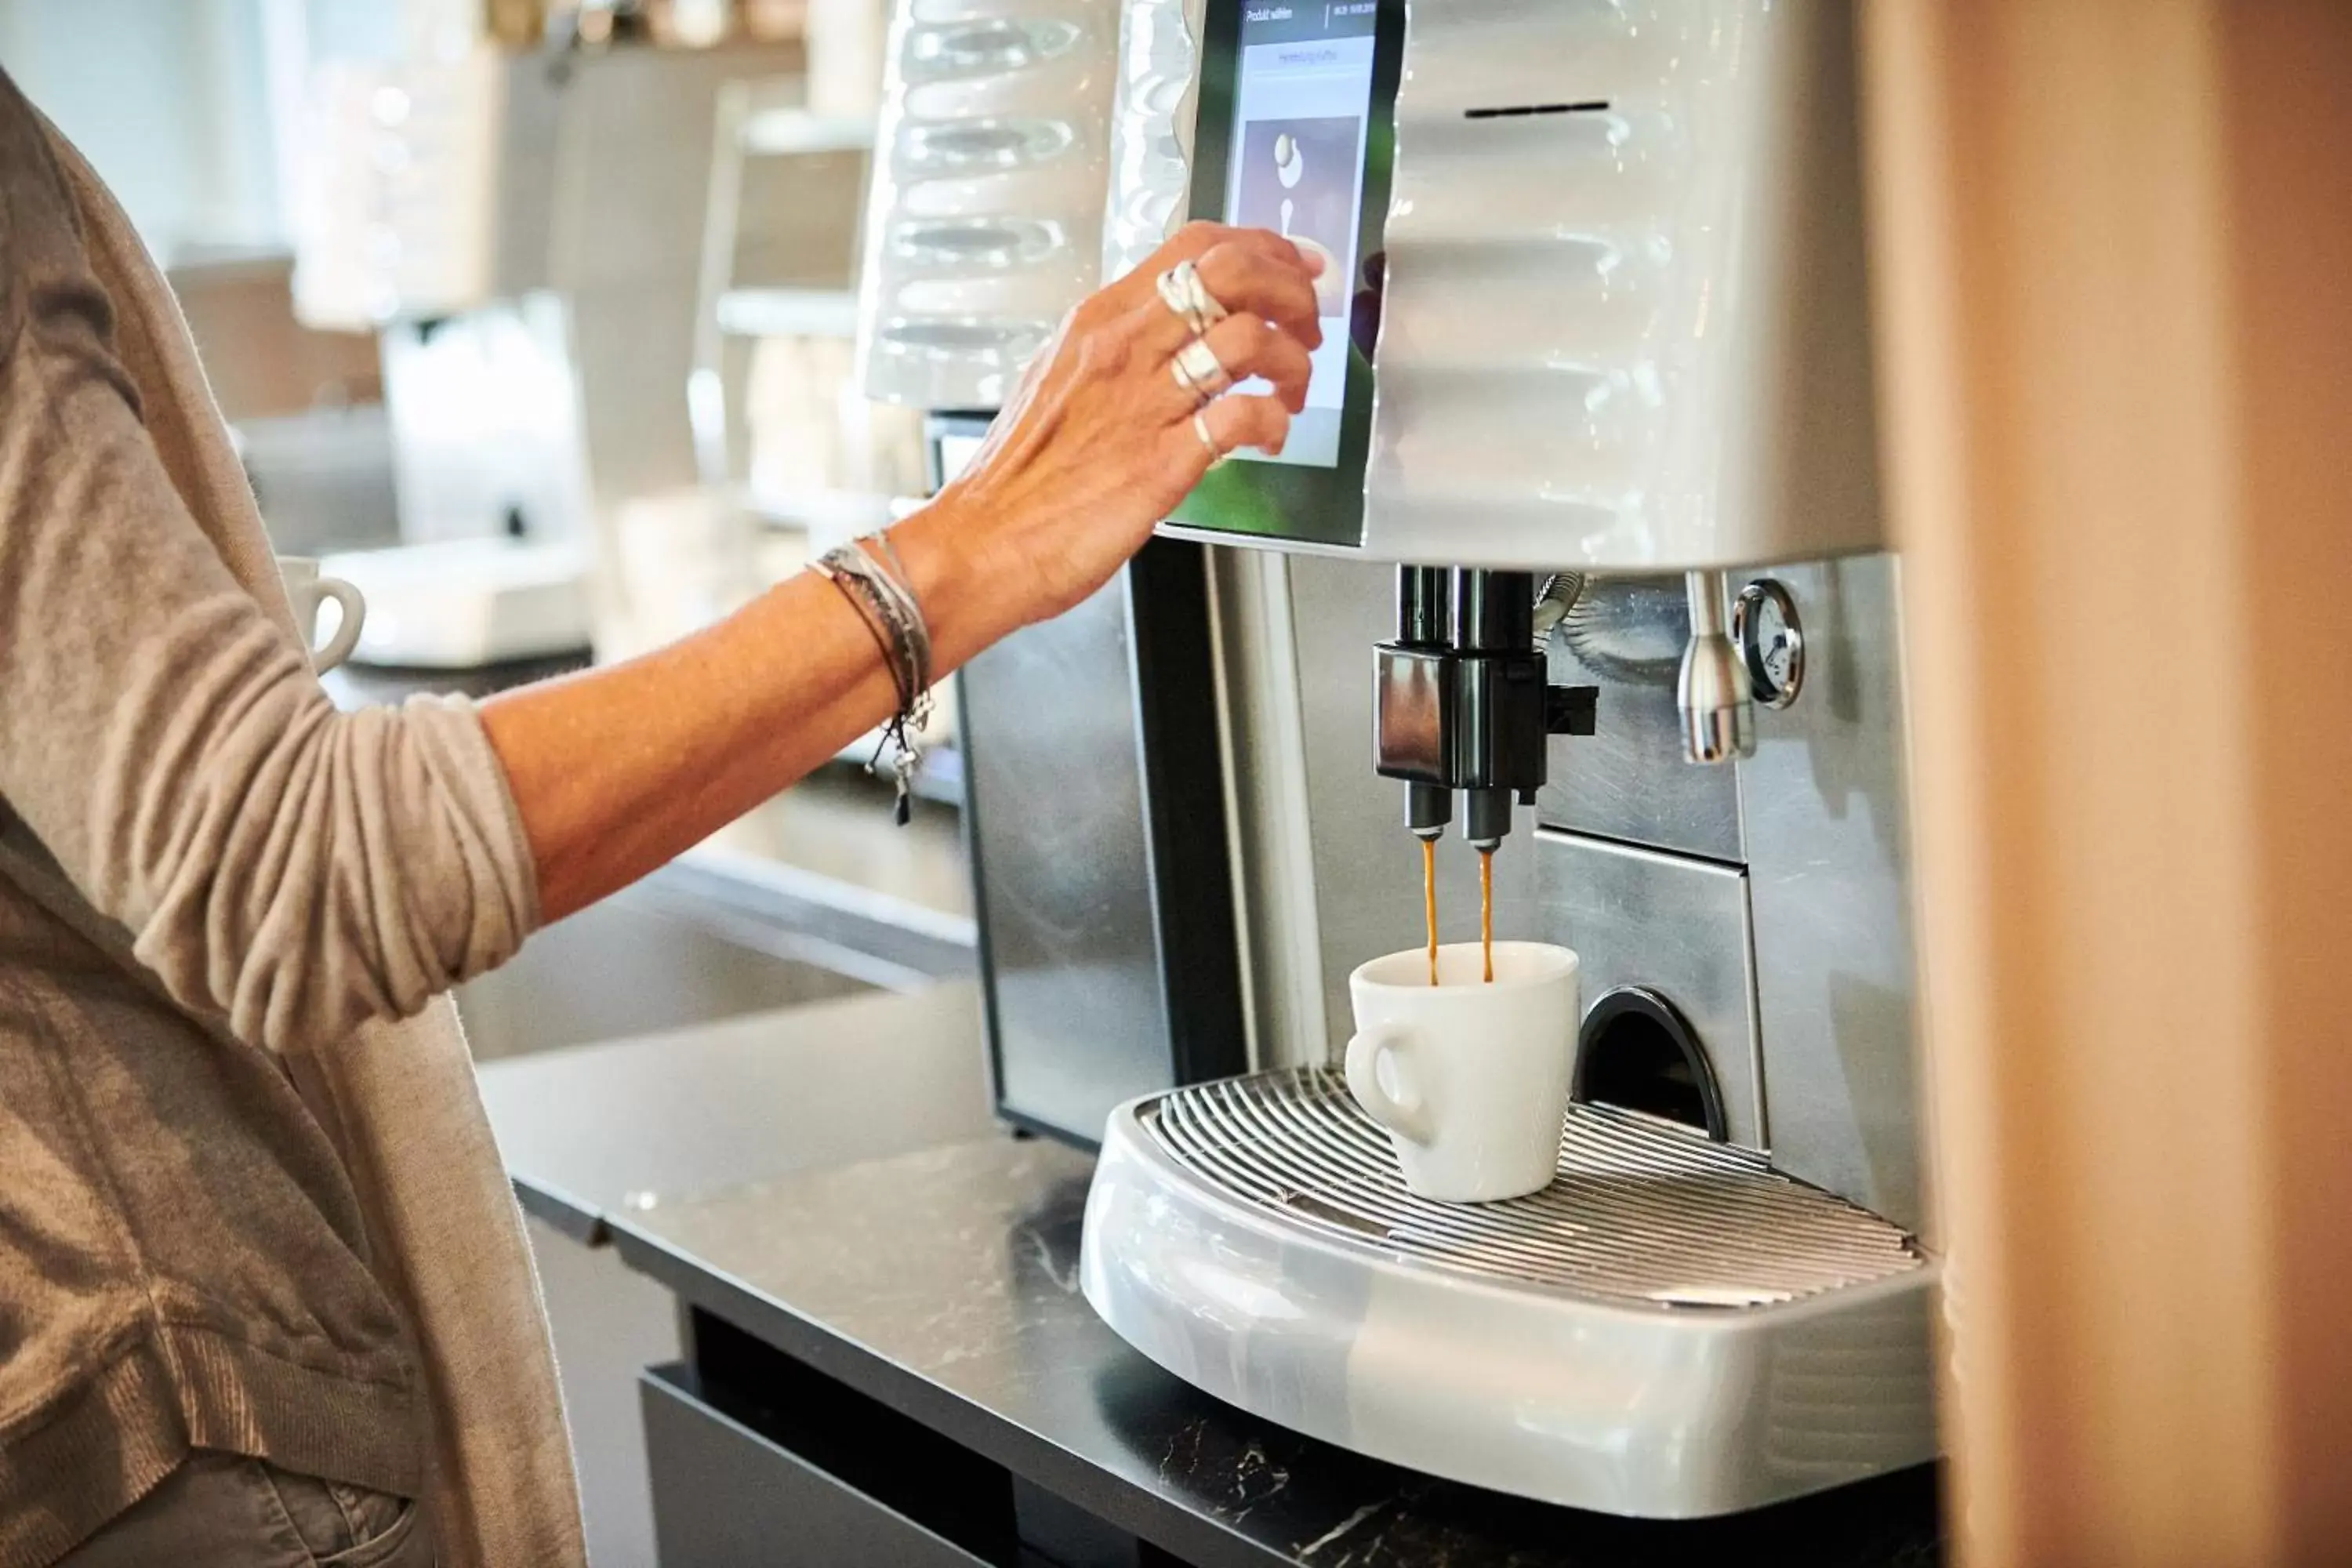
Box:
1191;410;1221;461
1155;259;1229;337
1177;261;1230;331
1169;337;1232;403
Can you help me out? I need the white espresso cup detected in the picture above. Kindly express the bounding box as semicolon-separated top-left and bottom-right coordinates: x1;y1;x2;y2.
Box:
278;557;367;673
1345;941;1581;1203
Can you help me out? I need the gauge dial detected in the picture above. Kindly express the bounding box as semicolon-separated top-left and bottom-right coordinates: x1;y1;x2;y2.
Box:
1732;579;1805;710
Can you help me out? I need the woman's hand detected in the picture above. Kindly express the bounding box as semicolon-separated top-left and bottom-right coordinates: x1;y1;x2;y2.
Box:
898;222;1326;634
485;223;1322;920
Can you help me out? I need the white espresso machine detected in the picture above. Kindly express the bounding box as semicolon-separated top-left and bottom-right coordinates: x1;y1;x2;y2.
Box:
1073;0;1940;1520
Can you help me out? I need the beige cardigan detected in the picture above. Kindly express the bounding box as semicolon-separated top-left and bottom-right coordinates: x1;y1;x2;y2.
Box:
0;85;586;1568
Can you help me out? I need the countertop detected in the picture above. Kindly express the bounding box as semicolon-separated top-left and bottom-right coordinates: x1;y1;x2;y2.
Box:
477;981;996;1244
608;1135;1943;1568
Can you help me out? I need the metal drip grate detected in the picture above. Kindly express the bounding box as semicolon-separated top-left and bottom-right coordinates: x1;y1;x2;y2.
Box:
1139;1069;1926;1310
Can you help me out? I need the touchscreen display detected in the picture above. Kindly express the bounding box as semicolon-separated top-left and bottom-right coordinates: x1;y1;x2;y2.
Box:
1221;1;1379;469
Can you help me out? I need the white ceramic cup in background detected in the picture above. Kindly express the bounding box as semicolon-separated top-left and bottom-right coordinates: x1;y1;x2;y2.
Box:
1345;942;1581;1203
278;557;367;673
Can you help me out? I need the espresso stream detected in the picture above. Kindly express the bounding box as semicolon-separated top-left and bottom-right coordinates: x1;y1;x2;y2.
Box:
1421;839;1498;986
1479;847;1494;983
1422;836;1439;987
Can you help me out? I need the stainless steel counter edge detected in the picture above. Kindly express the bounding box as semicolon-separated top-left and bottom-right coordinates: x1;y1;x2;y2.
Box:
512;1172;610;1246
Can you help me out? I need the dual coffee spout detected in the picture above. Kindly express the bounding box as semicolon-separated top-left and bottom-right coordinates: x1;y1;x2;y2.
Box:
1374;566;1759;849
1374;567;1598;851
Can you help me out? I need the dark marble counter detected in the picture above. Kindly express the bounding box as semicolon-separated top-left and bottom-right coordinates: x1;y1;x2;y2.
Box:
611;1133;1943;1568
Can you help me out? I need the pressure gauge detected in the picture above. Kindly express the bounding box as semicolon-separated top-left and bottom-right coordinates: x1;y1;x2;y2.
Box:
1732;579;1805;709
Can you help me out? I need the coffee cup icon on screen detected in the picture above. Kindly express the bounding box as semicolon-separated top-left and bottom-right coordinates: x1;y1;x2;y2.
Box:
1241;118;1354;316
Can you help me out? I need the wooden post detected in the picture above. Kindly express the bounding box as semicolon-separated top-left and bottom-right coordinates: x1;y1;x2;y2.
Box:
1860;3;2352;1562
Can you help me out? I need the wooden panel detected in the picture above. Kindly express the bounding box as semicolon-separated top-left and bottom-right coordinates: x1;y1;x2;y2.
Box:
1859;2;2352;1563
2214;13;2352;1562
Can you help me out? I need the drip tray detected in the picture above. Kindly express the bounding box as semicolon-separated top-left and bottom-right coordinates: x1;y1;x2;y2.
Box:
1080;1069;1940;1519
1147;1069;1922;1308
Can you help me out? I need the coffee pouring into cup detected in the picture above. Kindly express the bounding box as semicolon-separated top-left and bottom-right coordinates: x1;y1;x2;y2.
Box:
1345;940;1581;1203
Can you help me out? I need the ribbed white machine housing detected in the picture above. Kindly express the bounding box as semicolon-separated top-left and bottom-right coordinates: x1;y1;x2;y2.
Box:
1361;0;1880;569
1097;0;1203;284
856;0;1119;408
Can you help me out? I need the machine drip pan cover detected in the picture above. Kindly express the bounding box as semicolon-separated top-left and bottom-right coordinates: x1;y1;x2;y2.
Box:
1080;1069;1940;1518
1146;1069;1921;1308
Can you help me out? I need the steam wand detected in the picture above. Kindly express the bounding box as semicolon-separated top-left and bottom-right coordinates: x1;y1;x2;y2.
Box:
1676;568;1755;764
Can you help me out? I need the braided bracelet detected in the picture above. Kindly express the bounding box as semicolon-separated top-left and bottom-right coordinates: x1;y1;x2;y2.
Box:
853;535;932;715
818;557;922;820
815;539;932;824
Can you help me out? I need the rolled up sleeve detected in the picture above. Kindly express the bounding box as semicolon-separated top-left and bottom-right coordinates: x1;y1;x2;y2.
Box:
0;109;539;1054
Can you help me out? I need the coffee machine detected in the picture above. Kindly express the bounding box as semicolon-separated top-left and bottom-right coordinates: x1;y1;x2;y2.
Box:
1073;0;1940;1519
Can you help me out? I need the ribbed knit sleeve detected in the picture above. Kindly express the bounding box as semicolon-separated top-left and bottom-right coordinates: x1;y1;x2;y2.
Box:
0;96;541;1056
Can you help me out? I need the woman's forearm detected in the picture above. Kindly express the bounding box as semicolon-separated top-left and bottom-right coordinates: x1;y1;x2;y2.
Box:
478;497;1012;923
481;223;1322;925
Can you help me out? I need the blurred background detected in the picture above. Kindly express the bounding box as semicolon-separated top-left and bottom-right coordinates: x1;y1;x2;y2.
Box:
0;0;975;1054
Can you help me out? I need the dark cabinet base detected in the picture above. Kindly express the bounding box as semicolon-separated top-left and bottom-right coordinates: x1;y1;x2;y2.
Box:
643;1364;996;1567
644;1309;1190;1568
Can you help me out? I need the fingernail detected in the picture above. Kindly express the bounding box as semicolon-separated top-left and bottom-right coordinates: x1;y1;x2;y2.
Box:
1296;242;1327;276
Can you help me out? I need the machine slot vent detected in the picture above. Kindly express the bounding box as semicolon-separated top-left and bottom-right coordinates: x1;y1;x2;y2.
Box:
1465;100;1610;119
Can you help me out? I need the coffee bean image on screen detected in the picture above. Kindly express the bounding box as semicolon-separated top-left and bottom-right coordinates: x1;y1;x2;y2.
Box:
1234;116;1362;318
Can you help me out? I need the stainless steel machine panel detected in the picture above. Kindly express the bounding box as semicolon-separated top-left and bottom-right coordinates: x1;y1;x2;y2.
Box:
1742;557;1925;1236
1537;576;1743;863
964;578;1174;1137
1529;830;1762;1150
1286;554;1508;1057
1270;552;1923;1221
960;514;1247;1145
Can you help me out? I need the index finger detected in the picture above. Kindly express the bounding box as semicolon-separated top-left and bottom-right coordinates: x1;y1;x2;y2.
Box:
1156;220;1262;265
1196;240;1323;353
1127;221;1316;293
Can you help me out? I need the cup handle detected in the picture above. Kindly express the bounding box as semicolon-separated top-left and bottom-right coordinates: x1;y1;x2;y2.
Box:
1345;1024;1433;1145
311;577;366;673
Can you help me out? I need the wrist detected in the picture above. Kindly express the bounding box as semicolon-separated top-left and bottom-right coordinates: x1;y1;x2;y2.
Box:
884;490;1025;669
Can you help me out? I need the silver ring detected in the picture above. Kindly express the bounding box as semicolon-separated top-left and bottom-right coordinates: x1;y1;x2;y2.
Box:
1155;259;1229;337
1169;337;1231;403
1191;410;1220;459
1170;350;1207;401
1177;261;1230;330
